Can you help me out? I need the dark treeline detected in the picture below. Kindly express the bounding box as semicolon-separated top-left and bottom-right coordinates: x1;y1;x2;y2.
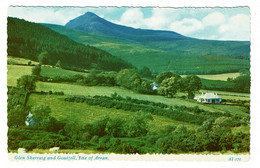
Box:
7;17;133;71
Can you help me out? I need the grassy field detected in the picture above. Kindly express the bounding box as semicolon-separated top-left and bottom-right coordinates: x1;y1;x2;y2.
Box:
35;82;226;113
195;72;240;81
7;64;89;86
7;64;250;115
27;94;199;133
7;56;39;65
7;65;33;86
8;64;250;117
41;67;89;78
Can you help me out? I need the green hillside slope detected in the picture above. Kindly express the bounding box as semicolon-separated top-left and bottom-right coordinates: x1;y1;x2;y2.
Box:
7;17;133;71
44;23;250;74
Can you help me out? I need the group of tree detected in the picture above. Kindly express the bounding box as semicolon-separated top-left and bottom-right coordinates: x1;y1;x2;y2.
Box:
7;17;133;71
156;72;201;98
8;112;249;153
116;68;155;94
227;70;250;93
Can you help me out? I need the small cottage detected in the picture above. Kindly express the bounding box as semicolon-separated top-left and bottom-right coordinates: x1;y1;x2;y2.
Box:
25;112;36;126
151;82;159;91
194;92;222;104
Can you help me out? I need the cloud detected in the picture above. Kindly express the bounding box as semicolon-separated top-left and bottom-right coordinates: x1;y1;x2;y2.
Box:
218;14;250;41
169;18;204;35
118;8;180;30
202;12;225;26
8;7;250;41
144;8;180;30
119;8;144;28
8;7;86;25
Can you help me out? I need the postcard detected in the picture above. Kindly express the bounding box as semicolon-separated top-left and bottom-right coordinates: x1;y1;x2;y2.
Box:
1;1;259;168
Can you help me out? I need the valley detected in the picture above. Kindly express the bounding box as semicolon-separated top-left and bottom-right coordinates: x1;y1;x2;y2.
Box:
7;12;250;154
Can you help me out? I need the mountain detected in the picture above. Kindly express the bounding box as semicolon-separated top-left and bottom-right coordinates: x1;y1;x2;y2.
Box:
65;12;188;42
43;12;250;74
7;17;133;71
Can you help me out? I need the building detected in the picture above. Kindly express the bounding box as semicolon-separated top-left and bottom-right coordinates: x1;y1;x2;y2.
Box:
25;112;36;126
194;92;222;103
151;82;159;91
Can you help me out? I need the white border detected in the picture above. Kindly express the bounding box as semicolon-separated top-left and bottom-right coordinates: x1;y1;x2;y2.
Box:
1;0;260;168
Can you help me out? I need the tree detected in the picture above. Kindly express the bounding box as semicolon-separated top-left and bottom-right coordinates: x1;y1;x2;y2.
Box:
116;69;141;89
155;72;174;84
158;76;181;97
233;75;250;93
31;64;41;76
105;117;126;137
139;66;152;78
137;80;154;94
17;75;36;92
125;112;153;137
197;119;214;132
38;51;49;65
31;105;51;122
64;122;84;140
7;105;28;127
181;75;201;99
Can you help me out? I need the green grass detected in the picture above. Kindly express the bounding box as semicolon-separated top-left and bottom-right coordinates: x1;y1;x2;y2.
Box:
7;64;89;87
182;72;240;81
7;56;39;65
27;94;199;132
7;65;33;86
41;67;89;78
35;81;252;117
8;64;250;117
35;82;223;113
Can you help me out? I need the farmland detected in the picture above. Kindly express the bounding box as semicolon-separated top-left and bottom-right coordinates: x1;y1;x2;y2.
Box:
7;59;250;154
27;94;200;133
7;63;250;114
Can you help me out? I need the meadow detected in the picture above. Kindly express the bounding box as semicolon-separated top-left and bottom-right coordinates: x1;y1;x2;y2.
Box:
7;63;250;115
182;72;240;81
7;63;250;153
27;94;199;133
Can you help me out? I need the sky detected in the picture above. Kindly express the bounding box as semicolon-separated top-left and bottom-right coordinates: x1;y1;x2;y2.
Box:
8;6;250;41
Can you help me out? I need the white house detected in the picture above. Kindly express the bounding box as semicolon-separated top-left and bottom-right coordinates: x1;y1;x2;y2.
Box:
151;82;159;91
25;112;36;126
194;92;222;104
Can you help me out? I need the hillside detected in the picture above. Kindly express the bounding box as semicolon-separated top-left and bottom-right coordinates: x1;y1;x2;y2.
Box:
44;22;250;74
7;17;133;71
65;12;188;42
42;12;250;74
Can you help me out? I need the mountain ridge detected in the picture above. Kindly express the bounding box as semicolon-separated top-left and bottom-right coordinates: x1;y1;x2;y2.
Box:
44;12;250;74
65;12;189;42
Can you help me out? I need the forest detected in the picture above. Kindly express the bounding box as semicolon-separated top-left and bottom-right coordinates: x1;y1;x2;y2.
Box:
7;17;133;71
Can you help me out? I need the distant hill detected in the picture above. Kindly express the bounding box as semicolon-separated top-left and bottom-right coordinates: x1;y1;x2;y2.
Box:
65;12;188;42
7;17;133;71
45;12;250;74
